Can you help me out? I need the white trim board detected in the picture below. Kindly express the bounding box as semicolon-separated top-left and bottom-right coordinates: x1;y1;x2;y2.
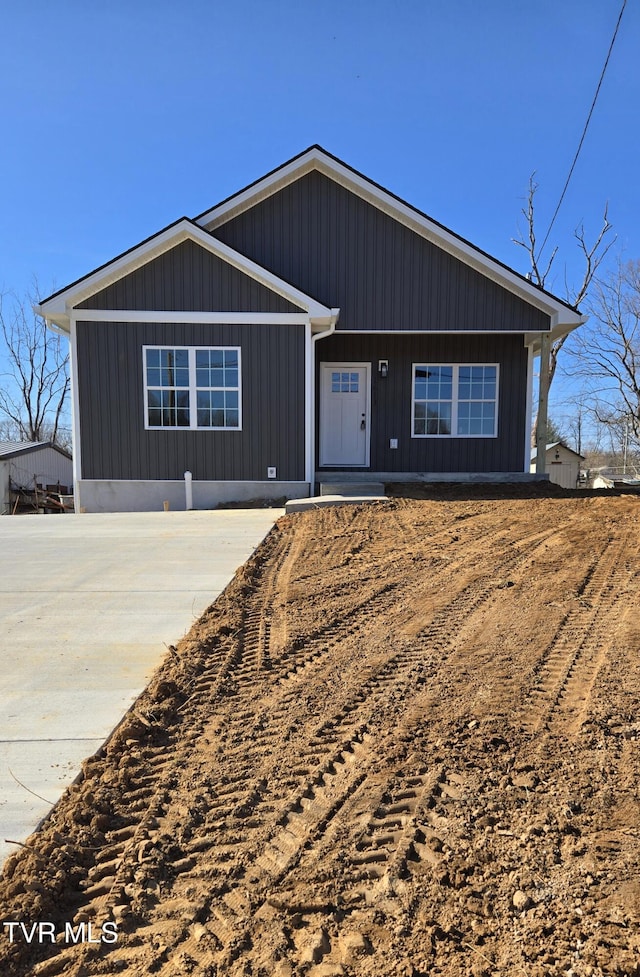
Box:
74;310;312;325
331;328;556;337
304;324;313;485
69;313;82;488
523;345;534;474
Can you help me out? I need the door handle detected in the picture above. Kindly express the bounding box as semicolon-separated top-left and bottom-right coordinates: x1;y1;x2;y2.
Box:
361;414;366;430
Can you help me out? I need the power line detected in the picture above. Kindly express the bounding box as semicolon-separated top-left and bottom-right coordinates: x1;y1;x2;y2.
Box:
536;0;627;264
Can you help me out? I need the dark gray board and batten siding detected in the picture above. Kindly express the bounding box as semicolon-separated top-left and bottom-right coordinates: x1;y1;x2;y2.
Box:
317;333;528;473
212;170;540;474
75;241;306;483
76;240;303;313
76;321;305;481
214;171;551;334
74;172;545;484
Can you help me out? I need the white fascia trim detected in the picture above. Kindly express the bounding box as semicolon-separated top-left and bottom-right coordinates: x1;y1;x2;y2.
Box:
74;310;311;325
198;148;583;324
524;313;587;351
312;308;341;332
198;149;321;228
36;219;333;331
335;328;548;336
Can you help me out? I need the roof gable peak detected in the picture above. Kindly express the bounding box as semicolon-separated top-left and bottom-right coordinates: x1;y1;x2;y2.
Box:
196;146;582;324
36;217;335;331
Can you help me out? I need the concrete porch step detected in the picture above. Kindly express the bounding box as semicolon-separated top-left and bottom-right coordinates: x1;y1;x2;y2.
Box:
285;494;387;514
319;481;386;497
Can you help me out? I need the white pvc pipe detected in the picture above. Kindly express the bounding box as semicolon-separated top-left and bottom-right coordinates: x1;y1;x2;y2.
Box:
184;470;193;510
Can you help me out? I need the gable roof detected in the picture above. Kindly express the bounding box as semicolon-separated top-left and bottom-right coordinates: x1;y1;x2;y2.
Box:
36;146;584;344
530;442;585;461
0;440;71;461
36;217;336;333
197;145;584;333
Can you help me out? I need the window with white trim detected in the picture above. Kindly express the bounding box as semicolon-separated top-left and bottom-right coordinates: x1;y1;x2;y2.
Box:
412;364;498;437
144;346;241;430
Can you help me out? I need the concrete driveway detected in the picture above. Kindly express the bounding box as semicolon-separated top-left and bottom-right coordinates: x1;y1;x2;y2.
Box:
0;508;281;869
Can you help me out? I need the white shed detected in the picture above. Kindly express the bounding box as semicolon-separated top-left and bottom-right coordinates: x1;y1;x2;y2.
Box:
530;442;584;490
0;441;73;514
590;473;614;490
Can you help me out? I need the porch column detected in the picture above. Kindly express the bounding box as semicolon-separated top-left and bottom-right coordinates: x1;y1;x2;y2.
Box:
536;332;550;475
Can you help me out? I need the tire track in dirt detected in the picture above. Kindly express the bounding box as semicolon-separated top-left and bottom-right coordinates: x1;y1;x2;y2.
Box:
5;496;639;977
516;533;640;738
97;519;577;974
19;533;477;975
288;499;535;607
271;518;574;701
15;518;411;974
248;762;448;976
233;525;592;974
32;518;569;976
233;517;605;974
17;529;301;976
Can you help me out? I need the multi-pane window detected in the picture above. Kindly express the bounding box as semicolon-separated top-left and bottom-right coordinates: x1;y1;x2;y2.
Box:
145;348;190;428
412;364;498;438
331;371;360;393
457;366;497;436
413;366;452;435
144;347;241;430
195;349;240;428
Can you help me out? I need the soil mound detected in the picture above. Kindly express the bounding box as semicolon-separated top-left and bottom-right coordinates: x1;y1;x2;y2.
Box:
1;496;639;976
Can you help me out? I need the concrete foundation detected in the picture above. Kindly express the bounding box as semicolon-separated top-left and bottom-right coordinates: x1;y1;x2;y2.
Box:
286;494;387;514
76;479;310;513
317;471;549;487
76;475;547;513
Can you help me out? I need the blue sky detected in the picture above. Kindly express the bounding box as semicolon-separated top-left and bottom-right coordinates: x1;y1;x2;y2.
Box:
1;0;637;436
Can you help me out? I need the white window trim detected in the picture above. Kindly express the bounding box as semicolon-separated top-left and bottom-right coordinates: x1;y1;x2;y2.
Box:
143;345;242;431
411;363;499;439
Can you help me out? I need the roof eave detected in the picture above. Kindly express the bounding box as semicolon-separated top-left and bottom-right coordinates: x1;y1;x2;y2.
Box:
0;440;61;460
525;312;587;352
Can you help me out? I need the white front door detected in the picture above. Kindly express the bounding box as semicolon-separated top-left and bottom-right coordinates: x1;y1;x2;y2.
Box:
319;363;370;467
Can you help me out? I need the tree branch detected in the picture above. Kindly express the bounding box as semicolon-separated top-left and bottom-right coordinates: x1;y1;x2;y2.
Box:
0;290;70;446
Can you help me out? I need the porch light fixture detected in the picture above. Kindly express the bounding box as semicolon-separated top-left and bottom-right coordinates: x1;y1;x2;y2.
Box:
378;359;389;378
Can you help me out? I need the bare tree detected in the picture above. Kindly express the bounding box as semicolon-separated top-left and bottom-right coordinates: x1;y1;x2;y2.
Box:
569;259;640;454
565;398;587;457
512;176;615;438
0;290;70;446
545;415;569;445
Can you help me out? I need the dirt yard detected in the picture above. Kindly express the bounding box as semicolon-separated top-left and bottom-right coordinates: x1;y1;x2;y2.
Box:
1;490;639;977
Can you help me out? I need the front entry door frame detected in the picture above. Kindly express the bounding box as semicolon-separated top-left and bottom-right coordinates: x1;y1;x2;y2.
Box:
319;362;371;468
